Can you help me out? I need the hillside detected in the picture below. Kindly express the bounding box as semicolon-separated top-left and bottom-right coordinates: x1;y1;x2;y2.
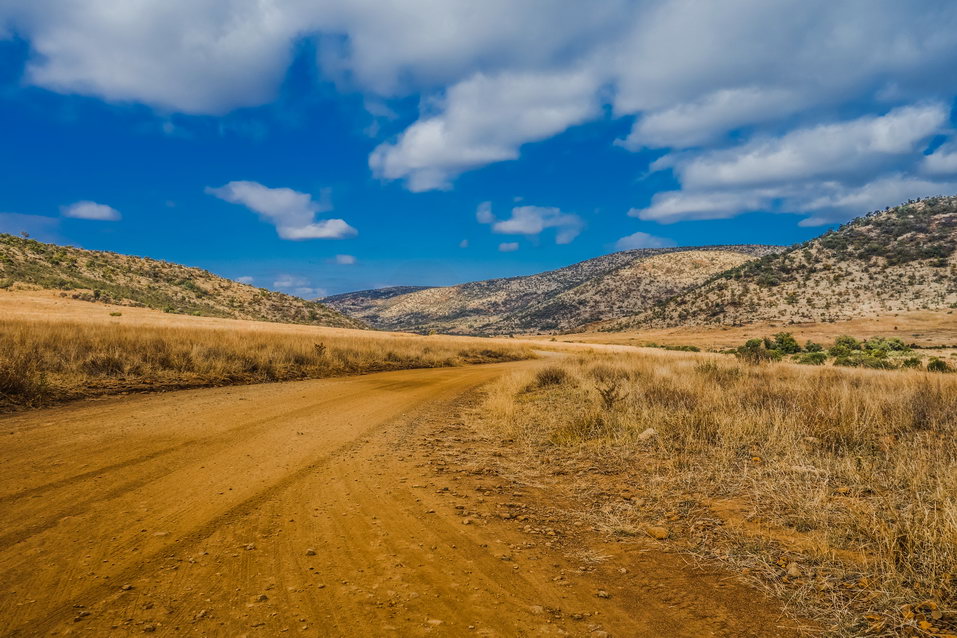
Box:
323;245;780;334
0;234;365;329
601;196;957;331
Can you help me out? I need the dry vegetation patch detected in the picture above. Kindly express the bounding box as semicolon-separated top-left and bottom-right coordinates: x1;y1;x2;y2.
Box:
0;318;532;410
470;352;957;636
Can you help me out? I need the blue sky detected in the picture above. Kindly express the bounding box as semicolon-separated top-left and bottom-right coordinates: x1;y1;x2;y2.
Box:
2;2;957;297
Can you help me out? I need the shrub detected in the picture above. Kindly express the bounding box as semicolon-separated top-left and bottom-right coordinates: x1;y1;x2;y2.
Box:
735;338;781;365
772;332;802;354
795;352;827;365
834;335;861;350
804;340;823;353
901;357;923;369
534;365;570;388
927;358;952;373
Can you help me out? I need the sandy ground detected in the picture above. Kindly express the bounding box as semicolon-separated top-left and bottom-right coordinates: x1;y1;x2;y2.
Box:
0;355;809;637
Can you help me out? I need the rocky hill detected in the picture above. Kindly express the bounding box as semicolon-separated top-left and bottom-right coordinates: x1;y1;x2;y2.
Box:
0;234;365;329
323;246;780;334
602;196;957;331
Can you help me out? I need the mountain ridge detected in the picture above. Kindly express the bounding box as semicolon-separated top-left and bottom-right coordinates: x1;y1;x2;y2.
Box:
0;234;364;329
323;244;782;334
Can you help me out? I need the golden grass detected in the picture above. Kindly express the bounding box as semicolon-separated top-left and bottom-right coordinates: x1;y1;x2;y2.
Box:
472;352;957;636
0;317;532;409
559;309;957;350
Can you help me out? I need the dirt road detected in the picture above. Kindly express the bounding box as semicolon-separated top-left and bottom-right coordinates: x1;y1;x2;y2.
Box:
0;361;805;637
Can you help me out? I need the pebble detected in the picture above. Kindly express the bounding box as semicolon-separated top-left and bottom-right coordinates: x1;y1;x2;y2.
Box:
595;590;611;599
645;526;670;540
305;549;317;556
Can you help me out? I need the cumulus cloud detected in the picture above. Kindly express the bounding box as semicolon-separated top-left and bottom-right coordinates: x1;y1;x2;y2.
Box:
614;231;677;250
492;205;583;244
6;0;957;205
369;68;602;190
475;201;495;224
498;242;519;252
272;273;326;299
619;87;803;150
924;141;957;175
61;200;121;221
331;254;356;265
662;104;948;190
206;181;356;240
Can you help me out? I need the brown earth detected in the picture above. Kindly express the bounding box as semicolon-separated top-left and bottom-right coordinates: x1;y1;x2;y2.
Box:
0;359;809;637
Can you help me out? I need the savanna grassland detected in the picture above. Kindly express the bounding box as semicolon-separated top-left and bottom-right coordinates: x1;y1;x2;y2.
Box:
469;350;957;636
0;292;532;410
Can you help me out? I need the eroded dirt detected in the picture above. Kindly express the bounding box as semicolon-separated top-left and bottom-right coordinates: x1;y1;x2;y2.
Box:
1;361;808;636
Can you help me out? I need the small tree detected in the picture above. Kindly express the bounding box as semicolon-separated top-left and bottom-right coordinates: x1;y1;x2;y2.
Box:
772;332;801;354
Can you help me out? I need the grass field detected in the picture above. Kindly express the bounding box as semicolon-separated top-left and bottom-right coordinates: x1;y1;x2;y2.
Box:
0;291;532;409
470;350;957;636
560;309;957;351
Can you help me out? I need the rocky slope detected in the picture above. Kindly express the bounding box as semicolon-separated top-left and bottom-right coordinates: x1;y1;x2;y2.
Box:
323;246;780;334
602;196;957;330
0;234;364;328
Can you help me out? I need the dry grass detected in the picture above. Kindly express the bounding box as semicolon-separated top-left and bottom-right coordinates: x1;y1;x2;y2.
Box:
0;317;532;409
472;351;957;636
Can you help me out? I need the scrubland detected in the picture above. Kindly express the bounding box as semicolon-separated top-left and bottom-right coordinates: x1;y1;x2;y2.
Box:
472;351;957;636
0;317;531;409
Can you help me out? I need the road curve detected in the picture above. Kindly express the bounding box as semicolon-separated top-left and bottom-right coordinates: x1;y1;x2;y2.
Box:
0;361;803;637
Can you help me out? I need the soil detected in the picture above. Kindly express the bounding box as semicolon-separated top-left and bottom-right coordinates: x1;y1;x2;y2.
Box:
0;359;811;637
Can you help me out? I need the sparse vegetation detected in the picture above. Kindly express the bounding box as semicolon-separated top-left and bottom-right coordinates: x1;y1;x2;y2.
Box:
0;234;362;328
472;351;957;635
0;318;532;410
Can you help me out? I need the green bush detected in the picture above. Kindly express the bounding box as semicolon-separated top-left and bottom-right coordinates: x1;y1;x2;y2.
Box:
901;357;923;369
772;332;802;354
735;339;781;364
795;352;828;365
804;340;823;353
927;358;952;373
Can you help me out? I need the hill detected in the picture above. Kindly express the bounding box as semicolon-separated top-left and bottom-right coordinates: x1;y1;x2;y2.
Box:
0;234;364;329
322;245;780;334
601;196;957;331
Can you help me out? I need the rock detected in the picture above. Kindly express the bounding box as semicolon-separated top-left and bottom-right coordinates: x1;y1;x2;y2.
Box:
305;549;317;556
636;428;658;442
254;594;268;603
120;584;134;591
595;590;611;599
645;526;670;540
143;625;156;633
786;562;802;578
245;543;256;551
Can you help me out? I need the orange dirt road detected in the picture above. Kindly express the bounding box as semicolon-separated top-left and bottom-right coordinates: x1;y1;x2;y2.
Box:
0;362;804;637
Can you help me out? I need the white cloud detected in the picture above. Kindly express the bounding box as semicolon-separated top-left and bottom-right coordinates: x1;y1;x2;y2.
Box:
498;242;519;252
458;239;469;248
619;87;802;150
475;201;495;224
795;175;957;226
665;104;948;190
492;205;583;244
271;273;326;299
235;275;255;285
632;190;773;223
206;181;356;240
61;200;121;221
332;254;356;265
369;68;602;190
923;141;957;175
6;0;957;202
614;231;677;250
